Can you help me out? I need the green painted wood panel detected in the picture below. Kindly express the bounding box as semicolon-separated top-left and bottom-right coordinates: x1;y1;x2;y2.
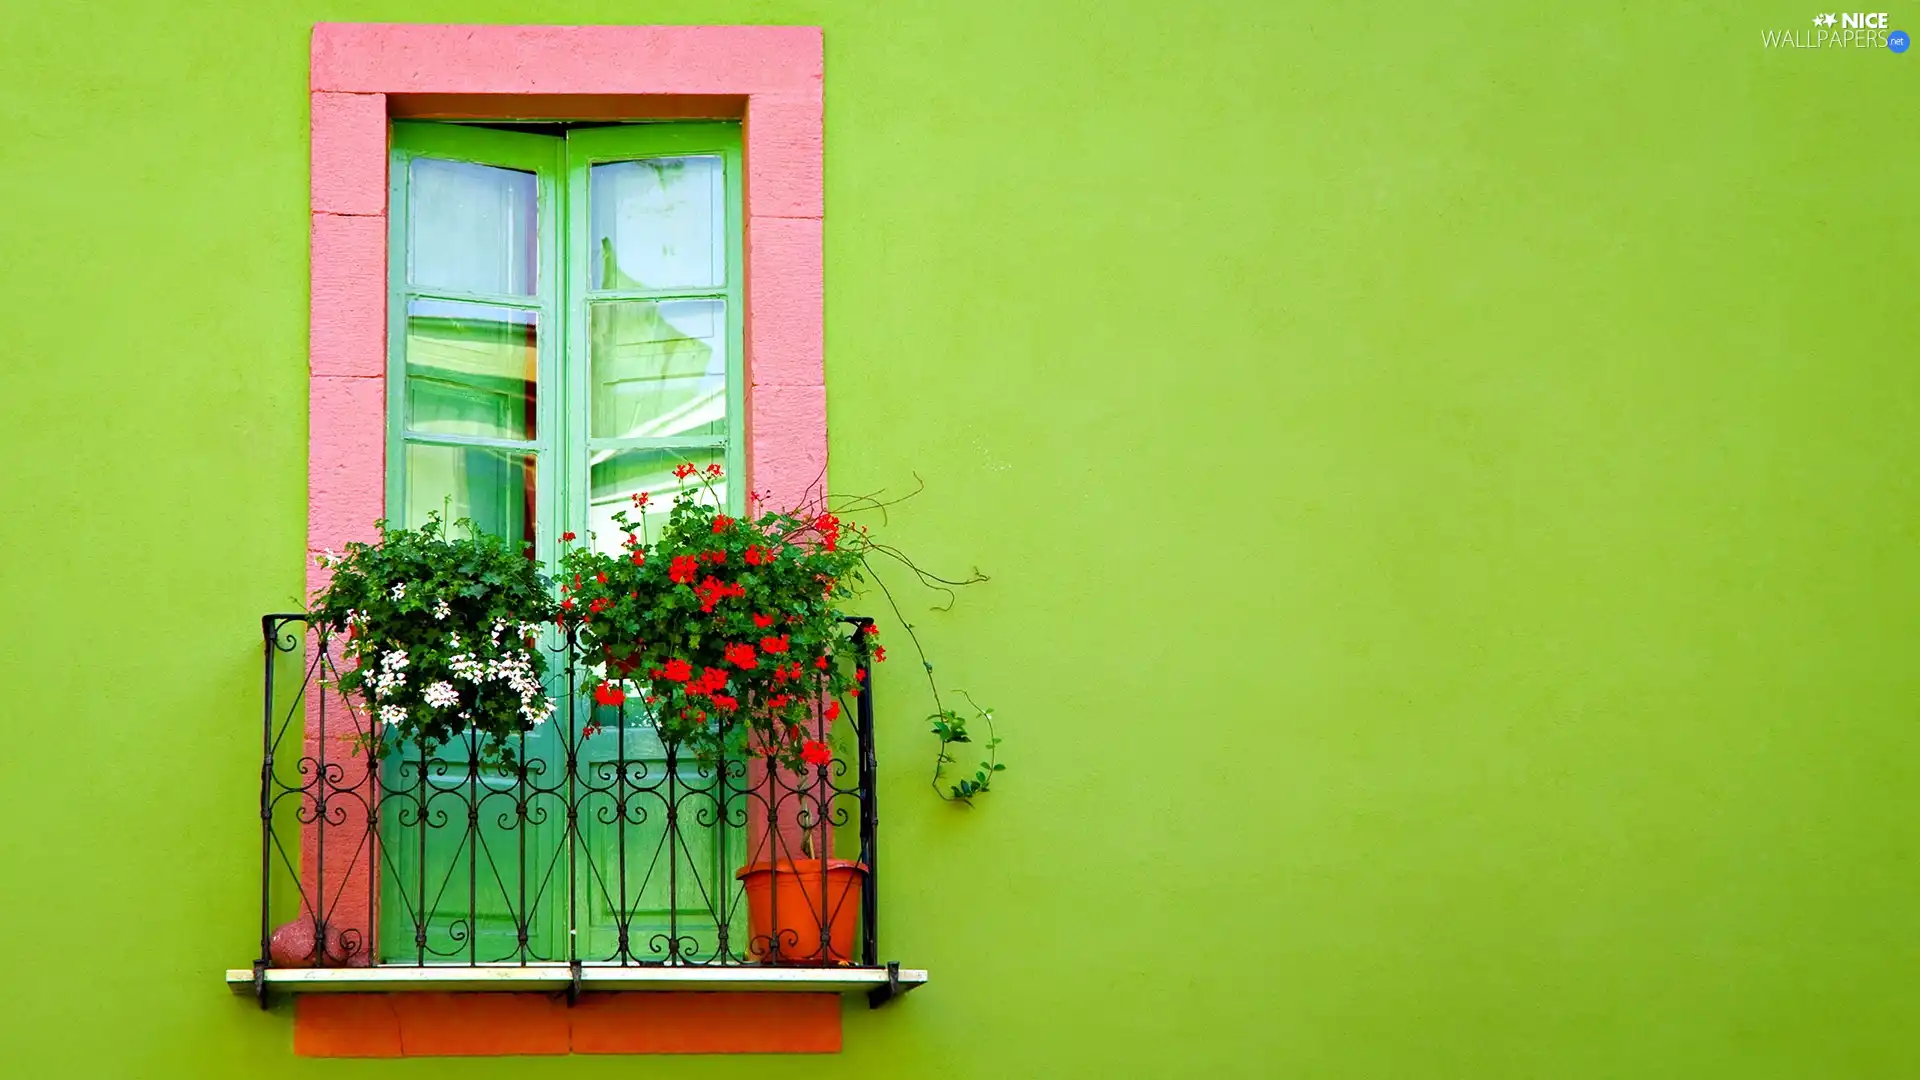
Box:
381;120;744;964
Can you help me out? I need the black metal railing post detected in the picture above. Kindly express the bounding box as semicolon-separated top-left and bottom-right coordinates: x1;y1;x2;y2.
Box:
850;617;880;967
256;616;282;1006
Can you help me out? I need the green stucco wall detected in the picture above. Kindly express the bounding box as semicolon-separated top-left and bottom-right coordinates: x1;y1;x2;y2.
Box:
3;2;1916;1076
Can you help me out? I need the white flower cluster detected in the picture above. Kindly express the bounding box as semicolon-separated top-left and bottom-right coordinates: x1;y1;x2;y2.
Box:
379;704;406;727
390;582;407;602
371;649;409;699
433;598;451;621
445;622;554;727
422;680;460;710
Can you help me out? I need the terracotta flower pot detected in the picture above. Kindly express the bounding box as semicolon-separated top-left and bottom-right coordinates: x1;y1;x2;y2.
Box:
735;858;867;965
267;917;359;967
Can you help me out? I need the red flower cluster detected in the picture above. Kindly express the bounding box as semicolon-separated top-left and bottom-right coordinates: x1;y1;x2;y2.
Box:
668;556;700;584
712;515;735;534
561;531;577;542
724;642;758;669
681;665;730;698
701;549;726;564
825;700;841;721
813;512;841;552
801;740;833;767
694;575;746;613
673;463;697;480
759;634;790;655
752;613;775;629
631;491;650;507
593;681;626;707
661;658;693;683
744;544;771;566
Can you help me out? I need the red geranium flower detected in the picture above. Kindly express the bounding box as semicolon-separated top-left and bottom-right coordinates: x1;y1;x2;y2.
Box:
711;694;739;713
596;572;608;584
560;598;576;611
744;545;770;566
814;655;830;670
813;512;841;552
706;464;724;477
561;531;577;542
724;643;758;669
662;659;693;683
698;667;729;694
673;463;696;479
589;597;609;614
801;740;833;767
824;700;841;721
594;681;626;707
669;556;700;584
759;634;790;655
711;515;735;534
631;491;650;507
752;613;775;629
873;646;886;662
631;550;646;566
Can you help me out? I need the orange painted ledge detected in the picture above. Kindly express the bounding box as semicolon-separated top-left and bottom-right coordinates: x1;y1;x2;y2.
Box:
296;992;843;1057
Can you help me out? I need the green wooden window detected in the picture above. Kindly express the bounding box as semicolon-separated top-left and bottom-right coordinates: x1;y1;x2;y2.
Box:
386;121;745;565
380;121;745;964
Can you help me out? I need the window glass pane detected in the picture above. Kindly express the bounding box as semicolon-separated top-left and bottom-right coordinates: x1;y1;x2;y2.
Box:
589;156;723;291
589;300;726;440
410;157;538;296
587;447;725;554
405;300;538;440
404;442;537;545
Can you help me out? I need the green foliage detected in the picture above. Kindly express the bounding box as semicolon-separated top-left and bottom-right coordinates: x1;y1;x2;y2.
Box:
930;693;1004;803
309;513;558;765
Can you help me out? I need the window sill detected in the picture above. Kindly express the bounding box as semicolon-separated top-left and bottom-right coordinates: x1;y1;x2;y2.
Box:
226;962;927;1006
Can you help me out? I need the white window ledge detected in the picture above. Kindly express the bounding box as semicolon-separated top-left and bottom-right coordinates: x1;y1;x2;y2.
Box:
225;962;927;1006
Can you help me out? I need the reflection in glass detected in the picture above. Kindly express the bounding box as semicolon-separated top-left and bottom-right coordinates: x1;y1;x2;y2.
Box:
404;442;536;545
587;447;725;554
405;300;538;440
589;300;726;439
589;156;724;291
409;157;538;296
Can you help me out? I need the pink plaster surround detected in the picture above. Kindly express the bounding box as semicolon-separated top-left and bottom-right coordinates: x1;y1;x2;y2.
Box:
301;23;825;975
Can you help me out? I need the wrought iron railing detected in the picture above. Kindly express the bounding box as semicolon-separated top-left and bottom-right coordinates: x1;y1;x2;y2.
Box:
253;612;882;990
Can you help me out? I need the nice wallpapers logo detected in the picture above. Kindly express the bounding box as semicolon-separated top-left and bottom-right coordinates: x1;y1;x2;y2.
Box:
1762;12;1910;49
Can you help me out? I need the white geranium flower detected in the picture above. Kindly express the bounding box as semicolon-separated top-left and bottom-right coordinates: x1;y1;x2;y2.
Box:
423;681;459;710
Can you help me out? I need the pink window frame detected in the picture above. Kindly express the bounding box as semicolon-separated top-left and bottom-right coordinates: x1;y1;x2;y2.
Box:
302;22;824;963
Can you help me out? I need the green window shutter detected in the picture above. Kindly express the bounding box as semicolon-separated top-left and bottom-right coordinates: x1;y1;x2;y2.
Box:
563;123;746;550
379;120;745;965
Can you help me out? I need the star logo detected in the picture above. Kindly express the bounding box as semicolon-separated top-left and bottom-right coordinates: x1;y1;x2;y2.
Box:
1823;12;1838;25
1813;12;1838;24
